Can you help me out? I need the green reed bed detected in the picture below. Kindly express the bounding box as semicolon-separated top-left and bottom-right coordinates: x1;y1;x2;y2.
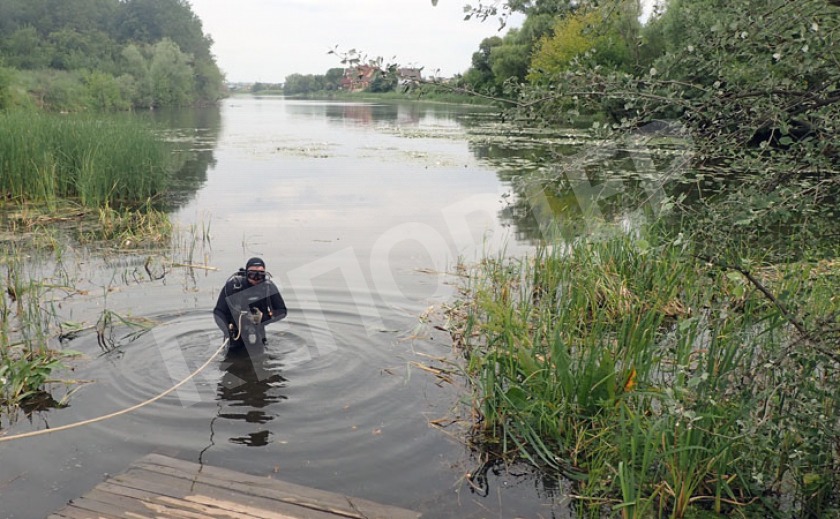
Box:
450;233;840;518
0;111;175;417
0;111;172;208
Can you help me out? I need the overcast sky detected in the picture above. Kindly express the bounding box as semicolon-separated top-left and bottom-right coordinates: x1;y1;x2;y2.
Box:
186;0;523;83
187;1;658;84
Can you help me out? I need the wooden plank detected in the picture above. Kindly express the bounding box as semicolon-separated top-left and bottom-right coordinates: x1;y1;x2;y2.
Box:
58;490;147;519
126;463;353;515
137;454;420;519
51;454;421;519
87;487;204;519
138;454;363;506
80;488;158;518
97;479;310;519
105;468;350;519
48;511;117;519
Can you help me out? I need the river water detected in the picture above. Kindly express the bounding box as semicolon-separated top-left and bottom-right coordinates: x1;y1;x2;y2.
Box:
0;97;576;518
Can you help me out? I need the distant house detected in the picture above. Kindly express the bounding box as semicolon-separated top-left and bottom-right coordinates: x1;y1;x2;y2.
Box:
397;68;423;86
340;65;378;92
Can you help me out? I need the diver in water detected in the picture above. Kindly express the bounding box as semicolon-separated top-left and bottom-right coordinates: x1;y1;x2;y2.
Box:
213;257;287;349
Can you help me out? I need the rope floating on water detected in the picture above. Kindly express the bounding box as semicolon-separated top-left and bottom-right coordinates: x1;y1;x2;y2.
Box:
0;339;229;444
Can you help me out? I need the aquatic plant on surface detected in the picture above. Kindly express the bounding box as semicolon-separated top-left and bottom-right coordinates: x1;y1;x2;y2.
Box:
446;230;840;518
0;213;216;422
1;199;174;253
0;248;81;415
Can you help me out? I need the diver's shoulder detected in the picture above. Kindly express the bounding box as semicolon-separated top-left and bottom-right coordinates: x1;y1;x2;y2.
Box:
224;273;247;290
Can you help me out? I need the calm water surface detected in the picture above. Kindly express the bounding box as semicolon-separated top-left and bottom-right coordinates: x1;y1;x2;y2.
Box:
0;97;573;518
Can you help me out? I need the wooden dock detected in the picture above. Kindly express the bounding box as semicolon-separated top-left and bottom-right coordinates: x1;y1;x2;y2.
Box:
50;453;421;519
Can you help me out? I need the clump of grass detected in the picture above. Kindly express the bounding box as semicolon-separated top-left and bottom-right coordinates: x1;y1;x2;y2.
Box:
0;247;77;414
77;201;173;249
0;111;172;208
95;309;156;352
0;346;68;413
1;199;172;251
449;231;840;517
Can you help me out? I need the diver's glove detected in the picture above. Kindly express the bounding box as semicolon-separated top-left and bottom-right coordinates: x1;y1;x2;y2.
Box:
249;308;263;325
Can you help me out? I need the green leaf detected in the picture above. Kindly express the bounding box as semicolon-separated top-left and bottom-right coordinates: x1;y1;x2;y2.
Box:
726;271;743;283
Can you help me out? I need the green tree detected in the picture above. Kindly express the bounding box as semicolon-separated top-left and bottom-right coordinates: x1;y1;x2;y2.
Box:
529;11;599;80
284;74;328;95
2;26;53;69
462;36;504;93
194;57;225;103
283;75;303;95
508;0;840;255
37;70;90;112
48;28;117;72
368;65;398;93
0;0;225;108
489;34;530;90
148;38;194;107
117;0;212;60
119;43;154;107
324;68;345;90
0;1;50;35
49;0;119;35
528;5;635;83
84;70;129;110
113;0;223;104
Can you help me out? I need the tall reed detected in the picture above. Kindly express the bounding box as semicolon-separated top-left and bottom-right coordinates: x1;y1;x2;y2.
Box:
0;111;172;207
452;230;840;517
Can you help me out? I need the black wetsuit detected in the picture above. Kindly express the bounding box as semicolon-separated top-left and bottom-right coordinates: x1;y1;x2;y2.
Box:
213;271;287;348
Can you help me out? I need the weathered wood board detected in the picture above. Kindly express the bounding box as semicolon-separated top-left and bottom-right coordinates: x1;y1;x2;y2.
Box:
49;453;421;519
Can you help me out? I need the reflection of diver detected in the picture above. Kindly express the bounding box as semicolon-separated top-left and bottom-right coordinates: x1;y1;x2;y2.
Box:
213;257;287;349
217;344;287;447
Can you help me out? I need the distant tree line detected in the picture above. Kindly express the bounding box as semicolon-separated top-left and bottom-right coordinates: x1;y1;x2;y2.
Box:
0;0;225;111
248;68;347;96
279;58;408;96
283;68;345;95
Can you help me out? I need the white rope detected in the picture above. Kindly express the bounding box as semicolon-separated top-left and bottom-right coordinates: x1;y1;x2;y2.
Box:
0;338;229;444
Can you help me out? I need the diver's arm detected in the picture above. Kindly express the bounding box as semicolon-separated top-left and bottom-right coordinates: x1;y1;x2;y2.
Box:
263;282;288;324
213;286;234;332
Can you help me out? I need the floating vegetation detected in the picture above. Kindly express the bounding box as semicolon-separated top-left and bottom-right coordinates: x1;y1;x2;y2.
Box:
0;199;173;252
95;309;156;352
0;248;82;416
0;211;216;421
272;142;336;158
0;345;72;413
79;202;173;250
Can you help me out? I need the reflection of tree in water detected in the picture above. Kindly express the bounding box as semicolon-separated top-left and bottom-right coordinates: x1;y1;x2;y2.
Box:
467;126;701;244
217;345;287;447
140;106;223;211
321;102;473;127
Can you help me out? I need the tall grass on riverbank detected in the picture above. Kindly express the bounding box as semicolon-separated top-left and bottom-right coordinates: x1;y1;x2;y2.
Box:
449;232;840;517
0;112;171;208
